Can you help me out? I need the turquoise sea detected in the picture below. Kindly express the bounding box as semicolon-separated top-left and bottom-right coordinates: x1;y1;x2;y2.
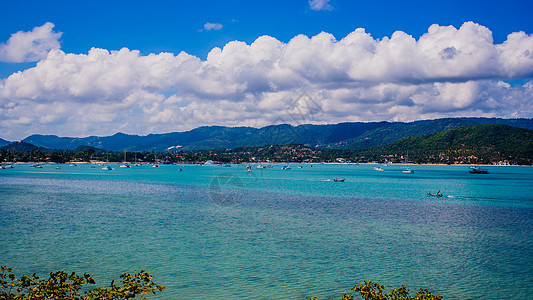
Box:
1;163;532;299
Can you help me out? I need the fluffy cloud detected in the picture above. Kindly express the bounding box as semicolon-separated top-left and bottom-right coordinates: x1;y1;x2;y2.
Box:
203;22;223;31
309;0;333;11
0;22;62;63
0;21;532;140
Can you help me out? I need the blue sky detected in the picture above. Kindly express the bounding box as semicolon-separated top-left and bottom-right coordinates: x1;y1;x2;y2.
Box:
1;0;532;140
2;0;531;58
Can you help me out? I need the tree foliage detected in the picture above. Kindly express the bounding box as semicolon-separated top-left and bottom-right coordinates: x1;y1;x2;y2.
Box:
308;281;442;300
0;266;164;300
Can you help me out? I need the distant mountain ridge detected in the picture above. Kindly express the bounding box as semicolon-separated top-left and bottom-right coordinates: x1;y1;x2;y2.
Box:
15;117;533;152
0;137;10;147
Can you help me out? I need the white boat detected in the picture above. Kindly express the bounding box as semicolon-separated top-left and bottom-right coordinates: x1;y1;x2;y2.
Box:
120;152;131;168
374;167;384;171
246;165;252;171
256;164;265;169
282;165;291;170
102;165;113;170
469;166;488;174
204;160;214;165
402;168;414;174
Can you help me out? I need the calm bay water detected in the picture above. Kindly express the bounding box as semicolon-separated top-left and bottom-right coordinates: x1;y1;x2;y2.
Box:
1;163;532;299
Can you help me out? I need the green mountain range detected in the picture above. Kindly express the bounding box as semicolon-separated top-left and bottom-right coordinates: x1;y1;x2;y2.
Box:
367;124;533;164
8;117;533;152
2;123;532;164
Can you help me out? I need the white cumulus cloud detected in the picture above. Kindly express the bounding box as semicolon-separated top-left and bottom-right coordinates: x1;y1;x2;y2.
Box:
0;21;532;140
0;22;62;63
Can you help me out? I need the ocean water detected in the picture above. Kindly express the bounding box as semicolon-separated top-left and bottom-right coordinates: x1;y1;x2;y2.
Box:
1;163;532;299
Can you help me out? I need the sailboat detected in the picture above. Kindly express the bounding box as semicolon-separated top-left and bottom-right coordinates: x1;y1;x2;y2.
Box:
120;152;131;168
152;154;159;167
102;154;113;170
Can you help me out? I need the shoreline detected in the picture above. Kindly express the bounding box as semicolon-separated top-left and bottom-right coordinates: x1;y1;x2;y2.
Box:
3;162;528;167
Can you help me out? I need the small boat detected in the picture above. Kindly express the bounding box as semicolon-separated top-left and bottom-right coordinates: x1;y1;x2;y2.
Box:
469;166;488;174
56;166;62;169
223;164;231;167
120;153;130;168
35;164;43;168
102;165;113;170
333;178;345;182
403;168;414;174
374;167;384;171
246;165;252;171
298;166;303;169
256;164;265;169
152;164;159;168
427;190;443;197
282;159;291;170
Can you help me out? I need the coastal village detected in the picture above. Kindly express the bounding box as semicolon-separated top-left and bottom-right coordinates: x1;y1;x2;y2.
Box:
0;142;520;167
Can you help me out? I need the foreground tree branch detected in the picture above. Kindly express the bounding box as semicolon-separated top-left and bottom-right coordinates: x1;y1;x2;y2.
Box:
0;266;165;300
308;280;443;300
